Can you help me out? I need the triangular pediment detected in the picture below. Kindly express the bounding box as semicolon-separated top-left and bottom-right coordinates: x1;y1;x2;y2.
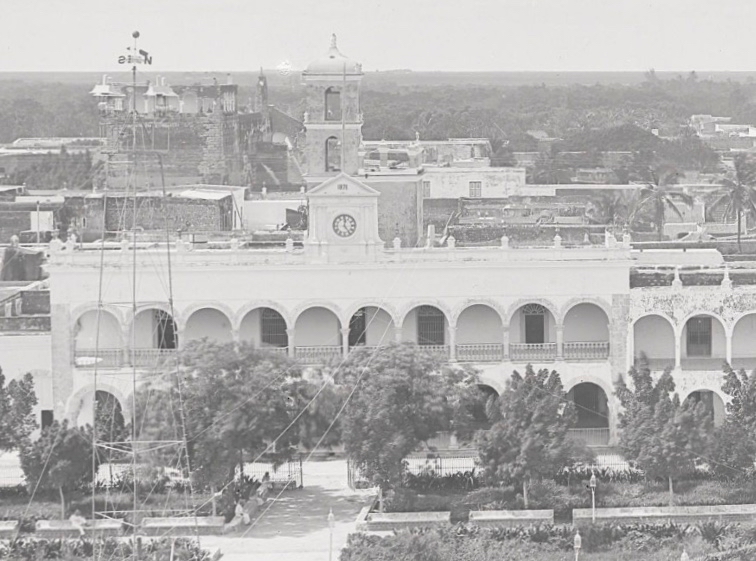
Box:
307;172;380;198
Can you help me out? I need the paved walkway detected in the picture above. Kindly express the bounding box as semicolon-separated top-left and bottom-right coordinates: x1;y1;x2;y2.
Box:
201;459;372;561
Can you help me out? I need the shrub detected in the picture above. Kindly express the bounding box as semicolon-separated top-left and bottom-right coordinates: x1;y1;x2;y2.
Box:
403;469;481;493
461;487;515;510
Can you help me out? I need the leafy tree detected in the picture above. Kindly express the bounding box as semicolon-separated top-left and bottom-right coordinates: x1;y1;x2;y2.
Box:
136;340;316;492
19;420;94;518
707;154;756;251
477;365;589;508
708;364;756;477
338;343;478;499
616;360;712;504
636;167;693;241
0;368;38;451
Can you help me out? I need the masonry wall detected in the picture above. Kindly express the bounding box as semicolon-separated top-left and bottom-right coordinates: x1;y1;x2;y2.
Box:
364;178;422;247
0;211;31;242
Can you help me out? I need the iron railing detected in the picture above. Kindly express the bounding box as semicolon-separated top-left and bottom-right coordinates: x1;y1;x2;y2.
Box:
563;341;610;360
568;427;610;446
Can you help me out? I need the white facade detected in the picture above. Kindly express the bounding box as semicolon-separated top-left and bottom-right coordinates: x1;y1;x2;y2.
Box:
422;167;527;199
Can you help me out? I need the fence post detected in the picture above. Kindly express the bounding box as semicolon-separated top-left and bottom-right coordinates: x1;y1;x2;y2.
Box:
299;455;304;488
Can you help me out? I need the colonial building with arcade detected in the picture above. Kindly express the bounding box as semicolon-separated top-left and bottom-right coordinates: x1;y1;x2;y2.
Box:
29;38;756;448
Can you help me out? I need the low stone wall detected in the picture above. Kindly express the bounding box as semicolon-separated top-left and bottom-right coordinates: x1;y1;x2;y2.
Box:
0;520;19;539
141;516;226;536
35;519;123;538
469;509;554;527
363;511;451;532
573;504;756;525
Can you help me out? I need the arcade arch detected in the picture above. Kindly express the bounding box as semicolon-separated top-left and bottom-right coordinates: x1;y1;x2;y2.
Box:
184;308;233;344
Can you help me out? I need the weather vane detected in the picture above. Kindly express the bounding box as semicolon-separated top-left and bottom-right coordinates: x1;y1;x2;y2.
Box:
118;30;152;66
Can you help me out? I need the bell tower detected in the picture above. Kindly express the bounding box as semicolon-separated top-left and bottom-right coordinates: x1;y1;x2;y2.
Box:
302;34;363;184
254;67;268;112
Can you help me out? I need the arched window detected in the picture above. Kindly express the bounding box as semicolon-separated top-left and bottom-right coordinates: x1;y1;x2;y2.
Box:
155;310;177;349
325;137;341;172
522;303;546;344
325;87;341;121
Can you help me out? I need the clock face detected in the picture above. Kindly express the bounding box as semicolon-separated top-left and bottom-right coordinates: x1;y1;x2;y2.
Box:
332;214;357;238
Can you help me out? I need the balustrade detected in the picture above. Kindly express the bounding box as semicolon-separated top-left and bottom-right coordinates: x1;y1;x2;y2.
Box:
73;349;124;368
456;344;503;362
295;346;342;364
563;341;610;360
680;357;727;371
416;344;450;359
509;343;557;361
130;348;177;368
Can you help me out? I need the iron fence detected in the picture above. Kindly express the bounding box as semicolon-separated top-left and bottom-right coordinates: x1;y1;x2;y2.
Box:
242;458;303;488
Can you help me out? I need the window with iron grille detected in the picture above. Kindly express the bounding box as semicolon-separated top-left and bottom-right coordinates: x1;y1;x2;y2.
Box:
422;181;431;198
417;306;445;345
686;316;712;357
469;181;482;198
261;308;288;347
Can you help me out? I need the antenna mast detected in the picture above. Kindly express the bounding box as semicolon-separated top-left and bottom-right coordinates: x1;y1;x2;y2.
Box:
89;33;197;560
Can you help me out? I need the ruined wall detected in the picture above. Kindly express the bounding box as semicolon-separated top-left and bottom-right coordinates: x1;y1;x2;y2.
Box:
102;113;244;188
104;196;230;233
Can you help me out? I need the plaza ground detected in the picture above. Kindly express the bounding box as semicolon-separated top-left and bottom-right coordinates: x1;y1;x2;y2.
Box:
202;458;372;561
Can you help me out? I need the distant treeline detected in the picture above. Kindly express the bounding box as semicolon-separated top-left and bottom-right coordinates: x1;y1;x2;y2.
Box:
0;72;754;174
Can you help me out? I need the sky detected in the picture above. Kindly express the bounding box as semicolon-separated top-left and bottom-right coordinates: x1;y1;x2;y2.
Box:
2;0;754;73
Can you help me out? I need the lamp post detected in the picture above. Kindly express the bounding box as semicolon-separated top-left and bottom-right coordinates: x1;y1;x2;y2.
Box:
589;472;597;523
328;508;335;561
574;530;582;561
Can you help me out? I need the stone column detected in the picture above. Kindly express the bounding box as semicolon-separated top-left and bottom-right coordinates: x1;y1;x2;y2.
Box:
556;323;564;360
674;331;682;370
448;326;457;362
725;329;733;365
610;294;631;384
286;328;296;358
393;323;403;343
502;326;510;360
341;327;350;359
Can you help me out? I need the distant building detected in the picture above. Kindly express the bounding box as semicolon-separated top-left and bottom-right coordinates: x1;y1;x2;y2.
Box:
91;72;303;190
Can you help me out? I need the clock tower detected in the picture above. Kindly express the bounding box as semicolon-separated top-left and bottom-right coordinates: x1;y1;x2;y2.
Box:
302;35;363;184
304;172;384;262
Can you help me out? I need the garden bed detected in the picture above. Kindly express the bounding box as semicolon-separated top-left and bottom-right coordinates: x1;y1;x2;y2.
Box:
341;522;756;561
573;504;756;526
383;479;756;524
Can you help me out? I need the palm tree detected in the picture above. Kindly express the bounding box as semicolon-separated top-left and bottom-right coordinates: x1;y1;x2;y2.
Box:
707;154;756;251
585;190;643;231
636;167;693;241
